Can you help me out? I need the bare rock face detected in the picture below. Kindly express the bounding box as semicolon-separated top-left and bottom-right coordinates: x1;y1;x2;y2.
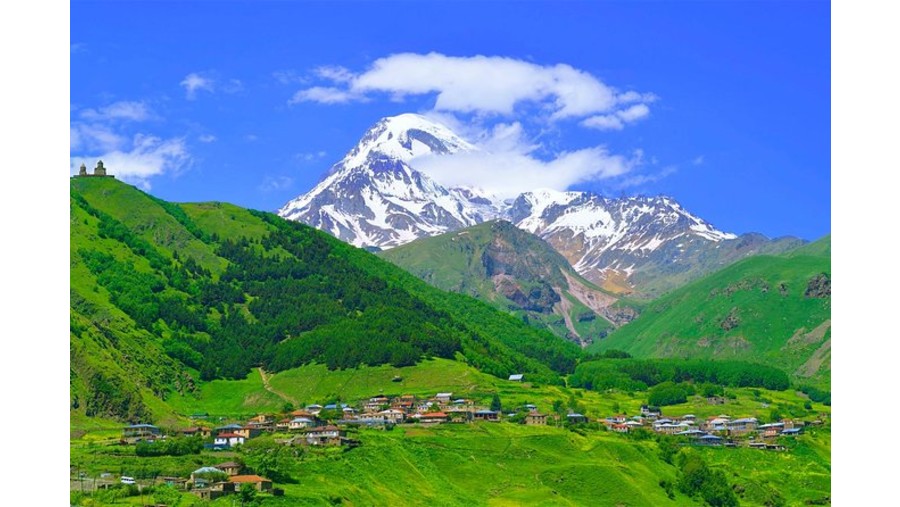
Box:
601;306;639;326
804;273;831;298
720;307;741;331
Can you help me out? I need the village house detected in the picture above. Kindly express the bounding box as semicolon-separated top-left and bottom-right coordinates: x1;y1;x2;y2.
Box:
675;429;707;439
624;420;644;431
392;395;417;413
191;481;235;501
609;423;630;433
759;422;785;438
727;417;758;435
181;426;211;438
247;420;275;432
444;407;474;423
703;416;731;433
379;409;405;424
229;475;273;493
781;427;803;437
606;414;628;424
304;425;345;445
508;374;524;382
214;462;242;476
654;422;689;435
234;426;263;439
473;410;500;422
697;434;725;446
417;412;449;424
707;396;727;405
640;405;661;418
306;404;323;415
122;424;160;443
276;418;292;431
215;423;244;435
566;413;588;424
214;433;246;447
249;414;274;424
525;413;548;426
365;396;390;412
289;417;315;431
435;392;453;405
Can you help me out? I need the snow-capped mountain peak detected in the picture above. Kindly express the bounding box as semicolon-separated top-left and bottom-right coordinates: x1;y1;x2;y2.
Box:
341;113;476;170
278;113;742;290
277;114;498;249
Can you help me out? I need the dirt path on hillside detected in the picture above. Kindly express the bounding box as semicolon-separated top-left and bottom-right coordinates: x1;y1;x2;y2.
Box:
258;367;297;406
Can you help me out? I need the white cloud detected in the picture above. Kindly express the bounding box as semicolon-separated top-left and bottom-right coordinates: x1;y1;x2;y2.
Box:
693;155;705;165
291;52;653;124
80;101;153;122
198;134;217;143
580;115;625;131
180;73;214;99
314;65;355;83
70;123;127;152
617;103;650;122
70;135;190;189
582;103;651;131
289;86;365;105
409;123;641;198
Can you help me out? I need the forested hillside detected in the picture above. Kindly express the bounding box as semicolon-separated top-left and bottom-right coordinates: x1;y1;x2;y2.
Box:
70;178;581;423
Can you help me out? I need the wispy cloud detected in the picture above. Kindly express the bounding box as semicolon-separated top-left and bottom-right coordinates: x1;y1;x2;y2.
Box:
296;151;327;162
71;135;190;190
198;134;217;143
258;175;295;192
692;155;705;165
291;52;654;125
615;165;678;189
80;101;154;122
289;86;366;105
180;73;215;99
313;65;355;83
273;69;308;85
581;103;651;131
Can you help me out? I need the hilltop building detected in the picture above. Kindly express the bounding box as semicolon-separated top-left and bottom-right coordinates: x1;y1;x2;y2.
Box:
74;160;115;178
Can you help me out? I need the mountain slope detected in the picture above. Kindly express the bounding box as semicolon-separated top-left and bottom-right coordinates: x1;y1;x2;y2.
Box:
380;220;624;346
590;235;831;385
278;113;802;298
70;177;582;423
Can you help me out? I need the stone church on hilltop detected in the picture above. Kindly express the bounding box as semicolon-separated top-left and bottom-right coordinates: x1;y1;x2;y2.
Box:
75;160;114;178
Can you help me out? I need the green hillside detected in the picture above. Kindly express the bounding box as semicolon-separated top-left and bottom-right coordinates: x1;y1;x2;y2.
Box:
380;220;621;346
70;178;582;424
591;236;831;386
73;358;831;506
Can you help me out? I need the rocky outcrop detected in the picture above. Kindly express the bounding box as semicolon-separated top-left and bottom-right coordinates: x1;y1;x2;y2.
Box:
805;273;831;298
720;307;741;331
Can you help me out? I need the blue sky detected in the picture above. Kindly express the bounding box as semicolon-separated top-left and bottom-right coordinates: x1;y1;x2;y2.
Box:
70;1;830;240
